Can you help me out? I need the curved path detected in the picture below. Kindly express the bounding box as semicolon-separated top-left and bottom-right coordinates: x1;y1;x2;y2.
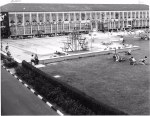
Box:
1;67;58;115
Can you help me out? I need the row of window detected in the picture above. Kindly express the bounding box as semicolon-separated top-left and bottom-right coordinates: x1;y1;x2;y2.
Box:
9;11;149;26
9;20;149;35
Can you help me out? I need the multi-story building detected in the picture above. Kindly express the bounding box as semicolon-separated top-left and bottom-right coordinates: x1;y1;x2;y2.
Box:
0;3;149;38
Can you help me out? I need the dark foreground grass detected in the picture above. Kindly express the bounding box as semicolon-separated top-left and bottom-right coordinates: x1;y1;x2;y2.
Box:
40;36;150;115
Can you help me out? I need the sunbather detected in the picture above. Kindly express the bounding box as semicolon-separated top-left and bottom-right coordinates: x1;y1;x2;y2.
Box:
129;56;137;65
139;56;148;65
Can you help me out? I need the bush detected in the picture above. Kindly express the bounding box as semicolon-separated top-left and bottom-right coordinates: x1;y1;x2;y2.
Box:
15;66;28;77
3;58;18;68
1;53;18;68
1;53;6;60
15;64;94;115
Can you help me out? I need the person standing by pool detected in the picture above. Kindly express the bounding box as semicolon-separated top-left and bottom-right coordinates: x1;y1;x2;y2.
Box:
34;54;39;65
5;43;9;52
31;54;35;65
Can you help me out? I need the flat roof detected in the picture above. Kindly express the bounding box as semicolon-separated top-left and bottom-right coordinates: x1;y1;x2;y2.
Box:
0;3;149;12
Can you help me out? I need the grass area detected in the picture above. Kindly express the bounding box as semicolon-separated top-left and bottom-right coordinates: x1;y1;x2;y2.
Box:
40;36;150;115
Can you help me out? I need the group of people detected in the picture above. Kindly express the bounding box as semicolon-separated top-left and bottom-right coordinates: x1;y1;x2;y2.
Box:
31;54;39;65
3;43;39;65
129;56;148;65
113;49;148;65
113;53;125;62
113;48;126;62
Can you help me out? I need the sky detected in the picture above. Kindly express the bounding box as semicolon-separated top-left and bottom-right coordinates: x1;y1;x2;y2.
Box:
0;0;149;6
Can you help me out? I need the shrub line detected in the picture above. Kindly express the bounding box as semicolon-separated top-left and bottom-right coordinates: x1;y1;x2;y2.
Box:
1;64;64;116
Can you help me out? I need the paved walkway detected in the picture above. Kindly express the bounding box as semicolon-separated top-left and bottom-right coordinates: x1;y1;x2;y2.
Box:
1;67;58;115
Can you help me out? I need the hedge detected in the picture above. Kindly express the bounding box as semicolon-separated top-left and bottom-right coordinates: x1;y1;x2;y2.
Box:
1;53;18;68
15;65;94;115
21;60;128;115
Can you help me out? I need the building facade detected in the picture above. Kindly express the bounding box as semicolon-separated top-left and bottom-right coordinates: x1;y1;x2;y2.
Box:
0;3;149;37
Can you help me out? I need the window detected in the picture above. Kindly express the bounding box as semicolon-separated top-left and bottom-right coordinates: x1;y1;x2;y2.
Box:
58;13;63;21
81;13;85;20
9;14;15;25
70;23;75;31
24;14;30;25
16;14;23;25
25;26;31;34
92;12;95;20
120;12;123;19
81;23;85;30
45;13;50;23
132;12;135;18
64;23;69;31
136;12;139;18
140;12;142;18
75;13;80;21
111;12;114;19
57;23;63;32
86;23;91;30
45;24;51;33
140;20;142;26
31;13;37;23
101;12;105;20
75;23;80;30
128;12;131;18
86;13;90;20
52;23;57;32
52;13;56;22
97;12;100;19
38;13;44;23
64;13;69;21
124;12;127;19
143;12;145;18
115;12;119;19
70;13;74;21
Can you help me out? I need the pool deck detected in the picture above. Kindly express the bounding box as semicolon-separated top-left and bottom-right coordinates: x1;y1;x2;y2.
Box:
1;31;140;64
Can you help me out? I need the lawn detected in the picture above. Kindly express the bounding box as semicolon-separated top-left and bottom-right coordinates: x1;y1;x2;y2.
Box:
40;35;150;115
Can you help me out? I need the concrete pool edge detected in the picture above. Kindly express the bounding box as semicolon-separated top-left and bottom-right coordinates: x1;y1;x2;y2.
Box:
39;46;140;64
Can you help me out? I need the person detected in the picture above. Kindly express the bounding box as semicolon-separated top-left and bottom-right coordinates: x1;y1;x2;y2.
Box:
139;56;148;65
113;48;119;62
31;54;35;65
5;43;9;52
118;55;126;62
34;54;39;65
113;54;126;62
115;54;120;62
122;38;125;44
125;49;132;55
113;53;120;62
129;56;137;65
113;54;117;61
6;50;11;57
